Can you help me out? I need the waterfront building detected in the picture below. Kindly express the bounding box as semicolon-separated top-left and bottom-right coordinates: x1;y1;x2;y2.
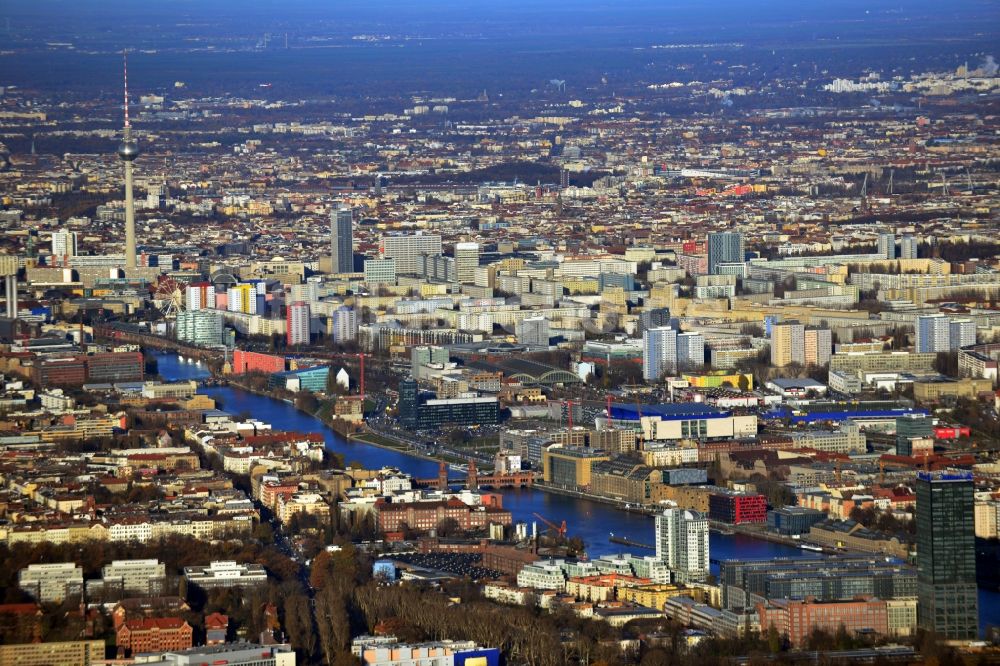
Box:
655;505;709;582
708;491;766;525
916;471;978;639
542;446;611;490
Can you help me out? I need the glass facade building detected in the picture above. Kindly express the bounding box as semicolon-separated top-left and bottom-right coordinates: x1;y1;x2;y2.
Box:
916;471;978;640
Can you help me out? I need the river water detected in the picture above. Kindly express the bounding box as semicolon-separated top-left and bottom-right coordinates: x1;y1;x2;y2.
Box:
156;352;1000;631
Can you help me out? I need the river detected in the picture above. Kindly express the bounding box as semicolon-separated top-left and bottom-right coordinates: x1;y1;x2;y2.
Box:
156;352;1000;631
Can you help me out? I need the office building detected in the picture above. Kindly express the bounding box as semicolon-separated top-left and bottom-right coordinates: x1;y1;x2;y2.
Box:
103;559;165;594
454;242;480;283
330;206;354;274
353;637;499;666
415;396;499;429
766;506;826;536
184;282;215;311
916;471;978;639
900;235;919;259
411;345;449;377
363;258;396;285
896;414;933;456
286;301;310;346
517;316;550;347
183;561;268;590
0;640;105;666
803;327;832;366
655;505;709;582
18;562;83;603
756;597;915;647
878;233;896;260
383;233;443;275
543;446;611;489
330;305;357;343
176;310;225;347
770;322;805;367
709;491;767;525
643;326;678;380
51;229;78;258
133;643;296;666
707;232;744;275
398;376;420;428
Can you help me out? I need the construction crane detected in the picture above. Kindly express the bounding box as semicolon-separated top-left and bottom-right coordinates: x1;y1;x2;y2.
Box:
563;399;579;431
860;173;870;212
533;513;567;539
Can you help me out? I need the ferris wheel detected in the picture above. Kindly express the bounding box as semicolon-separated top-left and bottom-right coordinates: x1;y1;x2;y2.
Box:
152;277;185;318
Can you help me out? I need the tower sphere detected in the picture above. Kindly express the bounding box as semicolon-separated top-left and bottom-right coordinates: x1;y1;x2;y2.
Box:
118;140;139;161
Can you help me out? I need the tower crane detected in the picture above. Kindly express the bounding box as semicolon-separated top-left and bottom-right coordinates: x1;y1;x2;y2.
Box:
533;513;567;539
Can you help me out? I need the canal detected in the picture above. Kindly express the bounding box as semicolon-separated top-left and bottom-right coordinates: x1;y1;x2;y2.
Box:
156;352;1000;631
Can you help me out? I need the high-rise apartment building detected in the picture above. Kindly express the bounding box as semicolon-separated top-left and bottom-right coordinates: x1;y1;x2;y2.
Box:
916;471;978;639
803;327;832;366
517;316;551;347
286;301;310;346
330;207;354;274
916;315;975;352
185;282;215;311
51;230;78;258
454;242;480;284
676;332;705;371
707;232;744;275
643;326;678;381
382;233;443;275
330;306;358;343
878;233;897;260
770;322;805;367
900;235;919;260
227;284;258;315
655;505;709;582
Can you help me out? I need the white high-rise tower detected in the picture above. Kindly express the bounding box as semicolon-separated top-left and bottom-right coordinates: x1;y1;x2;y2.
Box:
118;52;139;271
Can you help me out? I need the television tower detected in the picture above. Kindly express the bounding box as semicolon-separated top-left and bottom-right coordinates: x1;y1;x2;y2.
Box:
118;51;139;271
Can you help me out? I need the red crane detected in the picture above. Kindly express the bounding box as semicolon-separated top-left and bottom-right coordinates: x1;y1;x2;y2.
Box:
563;399;579;431
533;512;567;539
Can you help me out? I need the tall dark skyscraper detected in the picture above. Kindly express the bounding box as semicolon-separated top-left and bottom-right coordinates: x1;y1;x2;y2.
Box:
330;206;354;274
398;376;419;429
707;232;744;275
916;471;978;639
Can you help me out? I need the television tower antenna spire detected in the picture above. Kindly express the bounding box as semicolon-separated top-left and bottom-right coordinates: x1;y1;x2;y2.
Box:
117;49;140;271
